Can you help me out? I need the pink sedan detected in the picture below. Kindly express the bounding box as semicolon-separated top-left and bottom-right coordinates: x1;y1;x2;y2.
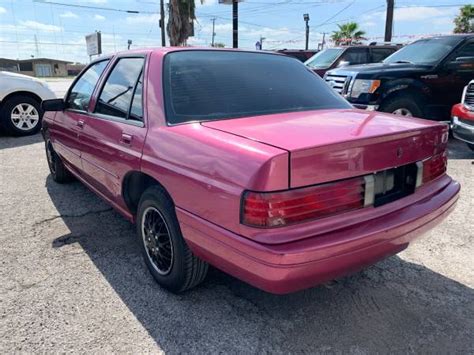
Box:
41;48;460;294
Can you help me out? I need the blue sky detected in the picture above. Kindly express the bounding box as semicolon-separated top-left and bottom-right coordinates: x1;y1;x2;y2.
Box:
0;0;468;63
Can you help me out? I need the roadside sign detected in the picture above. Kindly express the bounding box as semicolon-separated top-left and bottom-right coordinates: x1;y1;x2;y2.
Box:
85;32;102;56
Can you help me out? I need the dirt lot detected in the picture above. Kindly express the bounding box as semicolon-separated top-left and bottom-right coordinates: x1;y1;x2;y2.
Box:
0;134;473;353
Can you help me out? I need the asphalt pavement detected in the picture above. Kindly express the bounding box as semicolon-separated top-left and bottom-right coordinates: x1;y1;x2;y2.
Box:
0;132;473;353
1;80;473;353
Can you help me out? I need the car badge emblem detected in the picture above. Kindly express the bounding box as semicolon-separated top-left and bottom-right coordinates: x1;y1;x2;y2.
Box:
397;147;403;158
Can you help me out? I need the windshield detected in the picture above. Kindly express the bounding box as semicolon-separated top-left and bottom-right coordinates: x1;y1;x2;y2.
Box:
163;51;351;124
383;36;462;65
304;48;344;69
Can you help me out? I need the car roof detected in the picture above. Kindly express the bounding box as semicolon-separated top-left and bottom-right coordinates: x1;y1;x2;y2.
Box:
90;47;287;65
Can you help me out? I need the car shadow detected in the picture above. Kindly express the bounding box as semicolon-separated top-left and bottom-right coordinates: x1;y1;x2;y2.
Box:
45;175;474;353
0;131;43;150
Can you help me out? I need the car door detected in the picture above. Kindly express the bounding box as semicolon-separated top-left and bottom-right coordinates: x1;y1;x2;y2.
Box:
432;39;474;117
79;56;147;206
52;60;109;172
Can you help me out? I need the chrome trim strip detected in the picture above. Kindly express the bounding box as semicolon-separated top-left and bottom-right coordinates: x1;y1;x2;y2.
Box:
364;175;375;207
416;161;423;188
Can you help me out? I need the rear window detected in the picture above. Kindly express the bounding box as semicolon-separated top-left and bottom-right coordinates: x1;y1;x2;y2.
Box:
163;50;351;124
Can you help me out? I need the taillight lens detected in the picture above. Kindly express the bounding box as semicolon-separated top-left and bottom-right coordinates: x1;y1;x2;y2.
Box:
242;177;365;228
423;151;447;183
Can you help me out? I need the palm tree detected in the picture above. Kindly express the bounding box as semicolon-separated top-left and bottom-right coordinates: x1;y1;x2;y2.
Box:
331;22;366;46
453;5;474;34
167;0;203;46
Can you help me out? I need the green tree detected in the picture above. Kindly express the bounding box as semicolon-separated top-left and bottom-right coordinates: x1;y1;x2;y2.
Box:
213;42;225;48
331;22;366;46
453;5;474;34
167;0;203;46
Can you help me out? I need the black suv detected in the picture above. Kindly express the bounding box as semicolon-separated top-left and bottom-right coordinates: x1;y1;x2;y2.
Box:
324;35;474;121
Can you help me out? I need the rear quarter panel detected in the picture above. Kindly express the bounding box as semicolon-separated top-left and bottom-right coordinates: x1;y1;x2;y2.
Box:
141;124;288;235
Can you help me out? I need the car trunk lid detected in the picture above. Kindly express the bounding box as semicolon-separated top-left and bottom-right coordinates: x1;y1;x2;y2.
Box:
201;109;448;188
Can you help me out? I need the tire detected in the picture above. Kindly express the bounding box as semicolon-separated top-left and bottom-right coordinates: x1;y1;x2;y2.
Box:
468;143;474;151
45;139;74;183
137;186;208;293
379;93;424;118
0;95;43;136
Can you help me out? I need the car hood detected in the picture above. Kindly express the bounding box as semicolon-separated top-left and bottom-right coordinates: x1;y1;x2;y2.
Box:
327;62;433;78
0;70;44;83
201;108;441;152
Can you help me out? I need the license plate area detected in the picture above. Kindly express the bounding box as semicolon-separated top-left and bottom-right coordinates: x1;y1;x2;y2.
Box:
373;163;418;207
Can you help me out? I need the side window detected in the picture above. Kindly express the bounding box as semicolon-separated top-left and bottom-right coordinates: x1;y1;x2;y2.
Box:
371;48;395;63
66;60;109;111
95;57;144;120
130;72;143;121
455;41;474;59
340;48;369;65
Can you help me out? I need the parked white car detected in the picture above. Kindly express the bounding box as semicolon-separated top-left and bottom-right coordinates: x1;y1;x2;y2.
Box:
0;71;56;136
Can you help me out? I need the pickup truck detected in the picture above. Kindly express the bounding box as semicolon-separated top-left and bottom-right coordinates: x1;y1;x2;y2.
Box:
41;48;459;294
0;71;56;136
324;35;474;121
451;80;474;151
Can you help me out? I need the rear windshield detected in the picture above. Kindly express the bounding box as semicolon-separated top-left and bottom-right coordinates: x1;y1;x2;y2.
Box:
163;50;351;124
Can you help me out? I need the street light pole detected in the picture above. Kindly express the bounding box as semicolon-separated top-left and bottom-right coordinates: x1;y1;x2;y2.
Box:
384;0;394;42
232;0;238;48
303;13;310;50
211;17;216;47
160;0;166;46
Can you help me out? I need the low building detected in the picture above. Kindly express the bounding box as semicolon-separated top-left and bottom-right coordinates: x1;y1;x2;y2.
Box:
0;58;20;72
0;57;72;77
67;63;86;76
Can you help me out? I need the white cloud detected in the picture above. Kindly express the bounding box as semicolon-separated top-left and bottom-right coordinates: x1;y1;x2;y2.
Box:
394;7;454;22
364;6;456;23
361;21;376;28
0;6;6;14
126;13;159;24
60;11;78;19
19;20;62;32
94;14;106;21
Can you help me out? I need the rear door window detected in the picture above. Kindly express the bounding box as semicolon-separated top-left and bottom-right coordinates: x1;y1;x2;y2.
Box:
370;48;396;63
339;48;369;65
95;57;144;120
66;60;109;112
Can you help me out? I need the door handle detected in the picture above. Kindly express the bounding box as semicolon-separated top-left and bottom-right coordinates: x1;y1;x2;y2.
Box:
120;133;133;145
77;120;85;129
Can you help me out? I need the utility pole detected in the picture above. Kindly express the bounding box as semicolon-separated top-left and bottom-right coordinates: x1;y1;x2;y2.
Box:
260;35;266;50
160;0;166;46
385;0;394;42
321;32;328;50
303;13;310;50
232;0;238;48
211;17;216;47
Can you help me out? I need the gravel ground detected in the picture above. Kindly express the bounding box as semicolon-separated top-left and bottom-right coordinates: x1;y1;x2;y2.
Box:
0;132;473;353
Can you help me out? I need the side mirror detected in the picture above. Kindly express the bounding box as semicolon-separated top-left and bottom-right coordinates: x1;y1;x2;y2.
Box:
338;60;350;68
42;99;65;112
455;56;474;63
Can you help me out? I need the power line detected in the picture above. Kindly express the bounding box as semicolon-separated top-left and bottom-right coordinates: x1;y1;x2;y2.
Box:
32;0;156;14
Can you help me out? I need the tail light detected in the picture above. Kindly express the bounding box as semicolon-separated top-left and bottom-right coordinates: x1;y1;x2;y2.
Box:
241;177;365;228
422;151;447;183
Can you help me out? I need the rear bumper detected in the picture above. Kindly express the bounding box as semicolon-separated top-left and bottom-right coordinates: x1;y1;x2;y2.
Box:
177;177;460;294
